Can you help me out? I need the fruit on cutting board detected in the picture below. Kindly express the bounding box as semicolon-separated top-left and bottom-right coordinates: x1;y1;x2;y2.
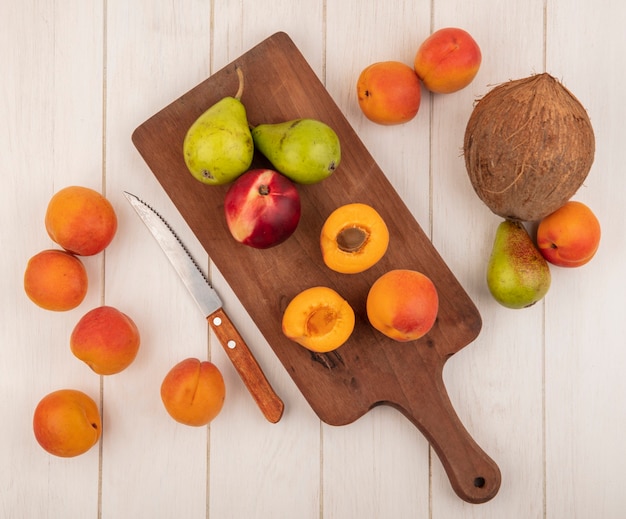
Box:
70;306;141;375
464;73;595;222
487;220;551;309
536;201;601;267
183;66;254;185
414;27;481;94
160;358;225;426
224;168;301;249
251;118;341;184
33;389;102;457
320;203;389;274
282;286;355;352
24;249;88;311
45;185;118;256
366;269;439;342
356;61;422;124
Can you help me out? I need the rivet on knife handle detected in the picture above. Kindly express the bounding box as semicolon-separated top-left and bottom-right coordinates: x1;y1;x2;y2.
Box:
208;307;284;423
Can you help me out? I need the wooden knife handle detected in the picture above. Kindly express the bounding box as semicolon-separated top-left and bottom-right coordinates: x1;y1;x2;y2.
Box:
207;308;284;423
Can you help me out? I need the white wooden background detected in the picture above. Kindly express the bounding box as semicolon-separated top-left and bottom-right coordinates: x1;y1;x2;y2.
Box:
2;1;625;518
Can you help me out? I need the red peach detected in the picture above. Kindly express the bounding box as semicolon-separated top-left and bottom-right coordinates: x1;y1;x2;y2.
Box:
224;169;301;249
536;201;601;267
414;27;481;94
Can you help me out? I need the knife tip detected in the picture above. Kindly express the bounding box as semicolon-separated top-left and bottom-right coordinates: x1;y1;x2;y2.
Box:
123;191;140;203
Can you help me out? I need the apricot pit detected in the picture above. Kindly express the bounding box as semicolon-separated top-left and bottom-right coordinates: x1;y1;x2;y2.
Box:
282;286;355;352
320;203;389;274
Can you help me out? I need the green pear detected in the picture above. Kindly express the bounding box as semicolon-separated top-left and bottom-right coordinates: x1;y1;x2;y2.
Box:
487;220;551;309
183;67;253;185
251;118;341;184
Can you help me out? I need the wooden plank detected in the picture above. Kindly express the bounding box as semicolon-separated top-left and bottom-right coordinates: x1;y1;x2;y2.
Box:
0;2;104;518
208;3;326;518
545;1;626;518
322;0;432;516
427;0;547;516
101;1;213;518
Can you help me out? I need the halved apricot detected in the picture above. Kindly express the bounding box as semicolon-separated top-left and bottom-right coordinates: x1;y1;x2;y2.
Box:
282;286;355;352
320;203;389;274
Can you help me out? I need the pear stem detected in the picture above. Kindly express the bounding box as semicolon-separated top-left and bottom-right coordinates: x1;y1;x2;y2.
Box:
234;65;244;100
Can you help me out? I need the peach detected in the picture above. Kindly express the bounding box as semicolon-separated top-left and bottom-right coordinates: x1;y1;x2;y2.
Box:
33;389;102;457
24;249;88;311
537;201;601;267
160;358;225;426
282;286;355;352
414;27;481;94
45;186;118;256
356;61;421;125
366;269;438;342
320;203;389;274
70;306;141;375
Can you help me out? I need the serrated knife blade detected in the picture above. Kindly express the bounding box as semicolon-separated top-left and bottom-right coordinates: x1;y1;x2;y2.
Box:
124;191;284;423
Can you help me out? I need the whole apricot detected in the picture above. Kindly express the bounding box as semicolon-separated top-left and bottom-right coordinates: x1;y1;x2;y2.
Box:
366;269;438;342
70;306;141;375
320;203;389;274
537;201;601;267
282;286;355;352
356;61;421;125
33;389;102;457
160;358;225;426
24;249;88;311
414;27;481;94
45;186;118;256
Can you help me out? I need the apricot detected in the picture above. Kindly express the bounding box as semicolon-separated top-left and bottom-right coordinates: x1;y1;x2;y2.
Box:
320;203;389;274
160;358;225;426
24;249;88;311
282;286;355;352
536;201;601;267
33;389;102;457
45;186;118;256
356;61;421;125
70;306;141;375
366;269;438;342
414;27;481;94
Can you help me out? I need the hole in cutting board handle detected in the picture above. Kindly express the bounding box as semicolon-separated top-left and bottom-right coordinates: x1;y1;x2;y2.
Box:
473;476;486;488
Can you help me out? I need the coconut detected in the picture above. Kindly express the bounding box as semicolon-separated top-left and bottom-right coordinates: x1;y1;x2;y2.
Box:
463;73;595;222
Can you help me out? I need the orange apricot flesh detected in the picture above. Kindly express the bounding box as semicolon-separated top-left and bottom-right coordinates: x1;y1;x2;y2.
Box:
282;286;355;352
320;203;389;274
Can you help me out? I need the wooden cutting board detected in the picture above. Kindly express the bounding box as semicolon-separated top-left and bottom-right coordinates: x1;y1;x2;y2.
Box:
132;31;500;503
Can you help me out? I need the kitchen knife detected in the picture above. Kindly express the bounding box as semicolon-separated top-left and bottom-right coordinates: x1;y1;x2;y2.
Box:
123;191;284;423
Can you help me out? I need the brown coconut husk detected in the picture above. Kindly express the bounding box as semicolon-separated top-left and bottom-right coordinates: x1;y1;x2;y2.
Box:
463;73;595;222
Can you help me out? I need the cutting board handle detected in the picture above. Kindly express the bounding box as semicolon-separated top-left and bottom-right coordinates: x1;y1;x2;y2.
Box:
400;366;501;504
